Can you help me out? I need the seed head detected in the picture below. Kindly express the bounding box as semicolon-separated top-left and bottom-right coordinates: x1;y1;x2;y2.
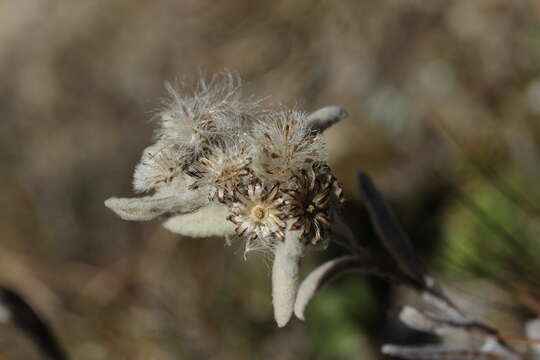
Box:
189;144;252;202
156;72;260;162
133;141;187;193
284;167;336;246
250;109;325;183
227;182;286;253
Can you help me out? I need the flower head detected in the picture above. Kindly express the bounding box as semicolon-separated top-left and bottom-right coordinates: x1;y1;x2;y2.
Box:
156;72;260;162
227;182;286;253
132;141;187;193
104;71;348;327
284;166;335;246
250;109;325;183
188;144;252;201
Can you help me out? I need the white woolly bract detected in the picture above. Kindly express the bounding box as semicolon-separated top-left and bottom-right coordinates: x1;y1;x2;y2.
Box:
104;183;210;221
162;203;235;238
272;228;304;327
250;109;326;183
294;255;358;321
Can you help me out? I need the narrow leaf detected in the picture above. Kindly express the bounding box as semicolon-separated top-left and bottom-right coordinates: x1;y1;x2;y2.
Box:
357;170;427;287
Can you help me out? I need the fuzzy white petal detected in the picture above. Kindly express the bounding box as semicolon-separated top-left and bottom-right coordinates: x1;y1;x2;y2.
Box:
307;106;348;133
272;228;304;327
162;203;234;238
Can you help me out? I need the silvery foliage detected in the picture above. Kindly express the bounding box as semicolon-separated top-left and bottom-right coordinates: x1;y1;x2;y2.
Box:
105;72;348;327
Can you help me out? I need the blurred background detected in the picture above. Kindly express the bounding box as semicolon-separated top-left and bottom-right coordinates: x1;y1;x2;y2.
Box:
1;0;540;359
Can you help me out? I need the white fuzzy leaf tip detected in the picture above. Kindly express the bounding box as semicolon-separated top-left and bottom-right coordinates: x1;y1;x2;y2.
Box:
272;229;304;327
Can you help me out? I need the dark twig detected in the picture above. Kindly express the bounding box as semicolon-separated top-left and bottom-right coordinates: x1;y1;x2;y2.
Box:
0;287;68;360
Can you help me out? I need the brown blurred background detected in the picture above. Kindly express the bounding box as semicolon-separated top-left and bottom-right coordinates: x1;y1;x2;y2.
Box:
1;0;540;359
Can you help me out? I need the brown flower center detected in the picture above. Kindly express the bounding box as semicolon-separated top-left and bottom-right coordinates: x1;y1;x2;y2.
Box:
306;204;316;214
252;206;266;220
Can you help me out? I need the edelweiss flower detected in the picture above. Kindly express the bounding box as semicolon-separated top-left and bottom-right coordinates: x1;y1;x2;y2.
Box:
227;182;286;249
104;72;349;327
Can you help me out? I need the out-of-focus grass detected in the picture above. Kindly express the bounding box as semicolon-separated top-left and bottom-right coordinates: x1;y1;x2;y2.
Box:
440;172;540;313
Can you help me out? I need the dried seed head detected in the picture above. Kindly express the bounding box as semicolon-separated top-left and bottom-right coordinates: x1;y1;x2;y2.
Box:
251;109;325;183
284;167;336;246
189;144;252;201
133;141;187;193
314;162;346;206
227;181;287;253
156;72;261;160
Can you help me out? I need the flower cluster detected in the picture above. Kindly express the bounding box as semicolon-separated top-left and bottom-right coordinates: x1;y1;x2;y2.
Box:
105;72;348;326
